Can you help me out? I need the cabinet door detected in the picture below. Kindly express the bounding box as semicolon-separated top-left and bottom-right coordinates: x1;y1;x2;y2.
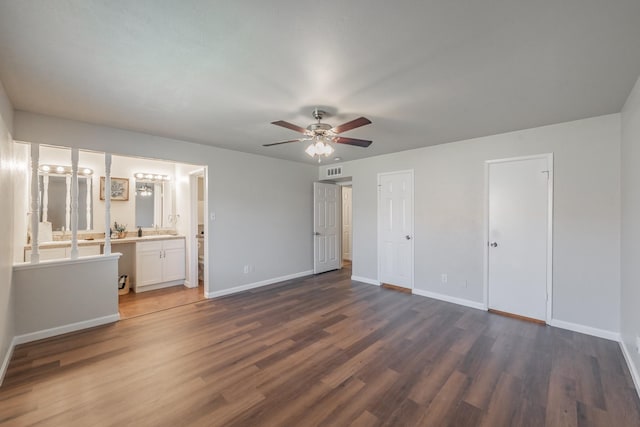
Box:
162;240;185;282
136;241;163;287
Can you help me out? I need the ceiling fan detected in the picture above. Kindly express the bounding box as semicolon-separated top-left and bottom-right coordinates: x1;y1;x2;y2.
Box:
264;108;372;158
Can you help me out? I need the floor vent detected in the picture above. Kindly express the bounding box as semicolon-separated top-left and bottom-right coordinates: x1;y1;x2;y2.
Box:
326;167;342;177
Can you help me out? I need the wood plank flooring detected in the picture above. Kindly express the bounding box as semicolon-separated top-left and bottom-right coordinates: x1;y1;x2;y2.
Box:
118;282;205;319
2;267;639;426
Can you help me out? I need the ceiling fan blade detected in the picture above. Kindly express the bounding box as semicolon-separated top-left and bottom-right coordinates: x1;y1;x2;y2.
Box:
333;136;372;147
271;120;307;134
330;117;372;134
262;139;304;147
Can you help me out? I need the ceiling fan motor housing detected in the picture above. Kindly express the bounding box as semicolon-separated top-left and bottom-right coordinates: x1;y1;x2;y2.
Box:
307;122;332;133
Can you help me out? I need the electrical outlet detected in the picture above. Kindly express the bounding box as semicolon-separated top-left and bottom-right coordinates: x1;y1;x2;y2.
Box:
441;274;448;284
210;212;216;221
243;265;249;274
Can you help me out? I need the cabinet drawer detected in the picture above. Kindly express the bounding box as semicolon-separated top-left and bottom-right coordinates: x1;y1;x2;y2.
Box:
163;239;185;250
136;240;163;253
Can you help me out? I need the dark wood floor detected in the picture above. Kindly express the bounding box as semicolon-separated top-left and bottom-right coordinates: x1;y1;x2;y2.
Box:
1;267;639;426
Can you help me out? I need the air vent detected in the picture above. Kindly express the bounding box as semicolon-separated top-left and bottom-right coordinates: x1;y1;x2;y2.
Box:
326;167;342;177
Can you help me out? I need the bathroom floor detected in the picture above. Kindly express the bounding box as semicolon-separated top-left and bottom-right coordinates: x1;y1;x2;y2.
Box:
118;281;205;319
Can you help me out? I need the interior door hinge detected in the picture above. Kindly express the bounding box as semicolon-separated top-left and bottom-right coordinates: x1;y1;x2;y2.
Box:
541;170;550;179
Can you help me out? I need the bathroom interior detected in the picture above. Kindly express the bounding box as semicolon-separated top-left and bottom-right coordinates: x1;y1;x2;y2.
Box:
13;142;208;318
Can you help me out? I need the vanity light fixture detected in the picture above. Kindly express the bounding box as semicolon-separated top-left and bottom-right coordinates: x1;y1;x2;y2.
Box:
135;172;171;182
39;164;93;175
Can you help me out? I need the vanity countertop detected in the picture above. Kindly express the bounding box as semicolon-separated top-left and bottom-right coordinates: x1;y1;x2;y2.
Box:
24;234;185;250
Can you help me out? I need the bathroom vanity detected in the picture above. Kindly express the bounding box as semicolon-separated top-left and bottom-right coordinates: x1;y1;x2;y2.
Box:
23;235;186;293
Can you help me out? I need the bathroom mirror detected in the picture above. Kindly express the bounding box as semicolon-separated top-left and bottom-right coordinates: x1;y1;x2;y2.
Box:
135;180;171;228
38;174;93;231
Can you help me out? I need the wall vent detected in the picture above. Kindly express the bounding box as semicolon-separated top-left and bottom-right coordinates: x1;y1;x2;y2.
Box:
326;167;342;177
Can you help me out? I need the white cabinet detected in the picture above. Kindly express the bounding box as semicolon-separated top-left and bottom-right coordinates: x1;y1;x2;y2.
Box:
24;244;100;262
135;238;185;292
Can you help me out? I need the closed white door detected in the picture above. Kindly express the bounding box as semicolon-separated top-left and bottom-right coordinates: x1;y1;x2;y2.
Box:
487;156;551;322
342;186;352;261
314;182;341;274
378;171;414;289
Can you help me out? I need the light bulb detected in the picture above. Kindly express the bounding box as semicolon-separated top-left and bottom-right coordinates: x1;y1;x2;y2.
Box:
323;144;334;156
56;166;65;173
41;165;50;172
135;173;144;179
145;174;153;179
83;168;92;175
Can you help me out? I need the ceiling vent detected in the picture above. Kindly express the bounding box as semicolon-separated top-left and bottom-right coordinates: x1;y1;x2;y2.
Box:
326;166;342;177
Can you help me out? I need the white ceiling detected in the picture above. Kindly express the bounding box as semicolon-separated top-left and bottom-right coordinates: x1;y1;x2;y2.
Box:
0;1;639;164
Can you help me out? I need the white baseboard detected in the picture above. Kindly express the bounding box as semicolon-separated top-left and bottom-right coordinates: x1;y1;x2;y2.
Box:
412;288;486;311
351;276;380;286
549;319;620;342
620;339;640;399
0;336;18;387
205;270;313;299
13;313;121;346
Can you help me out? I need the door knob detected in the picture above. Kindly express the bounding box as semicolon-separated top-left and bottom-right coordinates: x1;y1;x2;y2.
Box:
405;235;412;240
314;232;320;236
490;242;498;247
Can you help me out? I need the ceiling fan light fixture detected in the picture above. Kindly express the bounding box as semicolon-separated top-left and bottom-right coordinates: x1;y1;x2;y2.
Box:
305;137;335;158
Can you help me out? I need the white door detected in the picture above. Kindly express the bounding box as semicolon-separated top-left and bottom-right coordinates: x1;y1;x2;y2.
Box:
487;155;551;322
378;170;414;289
342;186;352;261
314;182;341;274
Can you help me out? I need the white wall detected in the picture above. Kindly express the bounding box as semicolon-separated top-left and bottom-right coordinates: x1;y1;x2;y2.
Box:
14;111;317;294
0;79;16;383
621;75;640;388
325;114;621;334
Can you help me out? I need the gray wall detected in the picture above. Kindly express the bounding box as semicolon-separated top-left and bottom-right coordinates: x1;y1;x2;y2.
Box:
14;111;317;294
0;79;15;382
13;256;119;336
325;114;621;334
621;75;640;384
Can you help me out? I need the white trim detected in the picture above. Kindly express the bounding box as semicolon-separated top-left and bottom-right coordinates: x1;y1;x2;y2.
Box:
13;313;120;346
351;275;380;286
620;339;640;399
0;336;18;387
205;270;313;299
549;319;620;342
377;169;415;290
412;288;487;311
13;253;121;271
484;153;554;323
